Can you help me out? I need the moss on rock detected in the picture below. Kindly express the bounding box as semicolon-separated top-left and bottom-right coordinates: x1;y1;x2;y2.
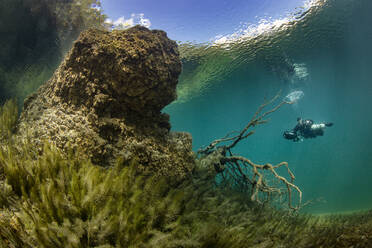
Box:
52;26;182;117
16;26;194;180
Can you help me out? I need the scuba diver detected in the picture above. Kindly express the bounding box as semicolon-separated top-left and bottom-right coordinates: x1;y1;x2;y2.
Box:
283;118;333;142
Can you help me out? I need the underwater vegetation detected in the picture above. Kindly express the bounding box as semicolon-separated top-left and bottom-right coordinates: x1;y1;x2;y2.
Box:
0;99;18;142
0;0;371;245
0;100;371;247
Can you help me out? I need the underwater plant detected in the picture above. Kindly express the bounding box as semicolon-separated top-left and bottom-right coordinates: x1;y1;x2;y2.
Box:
0;100;371;247
0;140;187;247
0;99;18;142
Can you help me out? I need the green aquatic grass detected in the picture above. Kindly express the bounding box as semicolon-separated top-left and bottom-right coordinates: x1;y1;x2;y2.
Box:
0;142;187;247
0;99;18;141
0;100;371;247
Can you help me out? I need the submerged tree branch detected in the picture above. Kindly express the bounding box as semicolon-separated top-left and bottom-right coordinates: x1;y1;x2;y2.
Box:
197;92;302;210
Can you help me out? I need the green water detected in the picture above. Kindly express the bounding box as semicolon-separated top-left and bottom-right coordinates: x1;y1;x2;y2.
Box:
166;0;372;214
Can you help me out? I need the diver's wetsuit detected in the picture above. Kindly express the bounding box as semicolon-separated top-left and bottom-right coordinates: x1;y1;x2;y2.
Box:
283;118;333;142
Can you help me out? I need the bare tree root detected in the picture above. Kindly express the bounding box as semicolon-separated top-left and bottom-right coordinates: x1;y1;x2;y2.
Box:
197;93;302;210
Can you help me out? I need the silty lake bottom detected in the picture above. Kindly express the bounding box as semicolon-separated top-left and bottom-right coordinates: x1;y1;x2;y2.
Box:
166;0;372;215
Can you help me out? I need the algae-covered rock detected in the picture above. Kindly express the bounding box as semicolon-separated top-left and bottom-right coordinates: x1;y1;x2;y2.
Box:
51;26;181;118
17;26;194;179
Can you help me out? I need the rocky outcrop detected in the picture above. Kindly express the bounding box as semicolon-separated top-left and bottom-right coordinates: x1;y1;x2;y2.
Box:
17;26;194;179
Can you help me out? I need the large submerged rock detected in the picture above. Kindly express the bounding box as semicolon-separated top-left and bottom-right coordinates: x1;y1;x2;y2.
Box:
17;26;194;179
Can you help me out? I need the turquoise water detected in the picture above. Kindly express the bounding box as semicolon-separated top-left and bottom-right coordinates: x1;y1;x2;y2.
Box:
166;0;372;214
